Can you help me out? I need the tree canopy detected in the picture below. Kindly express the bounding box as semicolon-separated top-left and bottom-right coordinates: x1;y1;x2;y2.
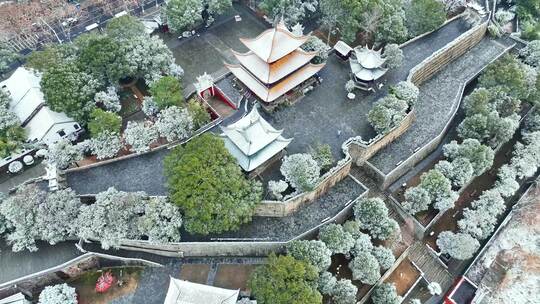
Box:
164;133;262;235
248;253;322;304
149;76;185;109
405;0;446;37
88;108;122;137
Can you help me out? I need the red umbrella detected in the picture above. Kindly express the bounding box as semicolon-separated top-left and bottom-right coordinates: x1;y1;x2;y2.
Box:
95;271;116;293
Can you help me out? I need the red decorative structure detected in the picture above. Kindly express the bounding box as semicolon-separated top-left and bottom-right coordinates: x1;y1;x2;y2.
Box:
95;271;116;293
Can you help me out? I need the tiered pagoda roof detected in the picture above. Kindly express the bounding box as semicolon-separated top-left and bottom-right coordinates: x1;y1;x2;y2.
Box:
220;107;292;171
226;21;325;103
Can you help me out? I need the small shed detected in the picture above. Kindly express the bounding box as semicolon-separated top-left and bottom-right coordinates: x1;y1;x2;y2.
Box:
334;40;353;60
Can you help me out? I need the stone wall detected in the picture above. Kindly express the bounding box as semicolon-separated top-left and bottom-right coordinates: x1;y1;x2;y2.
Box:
254;159;352;217
348;111;416;166
408;22;489;86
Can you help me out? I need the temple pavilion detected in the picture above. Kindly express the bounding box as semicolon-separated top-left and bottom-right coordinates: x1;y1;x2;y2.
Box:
349;45;388;91
220;106;292;172
225;21;325;108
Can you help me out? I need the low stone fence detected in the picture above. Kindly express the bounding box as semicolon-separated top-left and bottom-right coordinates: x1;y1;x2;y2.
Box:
0;252;160;300
254;159;352;217
117;186;369;258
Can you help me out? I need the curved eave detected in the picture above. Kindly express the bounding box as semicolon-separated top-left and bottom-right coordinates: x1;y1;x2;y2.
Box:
239;28;309;63
232;49;317;84
226;62;325;103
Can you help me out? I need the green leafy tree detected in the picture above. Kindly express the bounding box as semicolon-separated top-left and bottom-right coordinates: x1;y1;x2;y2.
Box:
76;34;127;84
371;283;401;304
287;240;332;272
443;139;495;176
479;54;533;100
88;108;122;137
248;254;322;304
164;133;262;234
187;99;211;129
26;44;76;72
149;76;185;109
405;0;446;37
259;0;318;25
166;0;204;33
318;223;355;255
105;15;147;40
309;142;334;171
41;63;100;123
419;169;453;205
354;197;400;239
520;40;540;68
207;0;233;16
368;95;409;134
383;44;403;69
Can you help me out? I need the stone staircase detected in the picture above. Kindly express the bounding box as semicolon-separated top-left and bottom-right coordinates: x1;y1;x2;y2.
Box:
408;241;454;290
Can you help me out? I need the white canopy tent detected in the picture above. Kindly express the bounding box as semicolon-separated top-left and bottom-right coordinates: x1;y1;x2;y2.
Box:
349;46;388;83
163;277;239;304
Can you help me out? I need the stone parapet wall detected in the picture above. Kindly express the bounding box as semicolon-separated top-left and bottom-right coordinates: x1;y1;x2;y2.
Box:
408;22;489;86
254;159;352;217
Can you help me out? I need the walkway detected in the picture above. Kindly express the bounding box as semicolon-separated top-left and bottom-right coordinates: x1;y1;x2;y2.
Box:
0;162;45;194
369;38;513;174
407;242;453;291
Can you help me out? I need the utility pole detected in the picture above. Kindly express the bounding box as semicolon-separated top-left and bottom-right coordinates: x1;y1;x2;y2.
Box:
39;17;62;43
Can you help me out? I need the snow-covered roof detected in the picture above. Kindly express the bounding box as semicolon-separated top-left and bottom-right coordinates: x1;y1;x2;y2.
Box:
239;21;308;63
0;293;29;304
353;46;386;69
349;60;388;81
233;49;316;84
334;40;353;56
25;107;75;142
163;278;239;304
0;67;44;122
221;107;292;171
225;63;324;102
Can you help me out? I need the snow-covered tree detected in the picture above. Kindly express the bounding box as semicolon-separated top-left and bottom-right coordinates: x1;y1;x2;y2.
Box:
510;131;540;179
345;79;356;93
0;107;20;130
332;279;358;304
287;240;332;272
436;158;474;188
76;187;146;249
383;44;403;69
443;139;495;176
268;180;289;200
458;189;505;240
350;232;373;256
419;169;453;203
47;139;83;169
84;131;123;160
318;271;337;295
433;190;459;211
494;165;519;198
94;86;121;112
427;281;442;295
155;106;194;142
137;197;183;243
354;197;400;239
259;0;318;25
36;188;81;245
142;96;159;117
0;184;43;252
436;231;479;260
402;186;431;214
318;223;355;255
371;246;395;270
520;40;540;68
342;220;362;239
291;23;304;36
166;0;204;33
38;283;77;304
123;121;159;153
368;95;409;134
349;251;381;285
308;142;334;171
301;36;331;64
207;0;233;16
371;283;401;304
280;153;320;192
391;81;419;106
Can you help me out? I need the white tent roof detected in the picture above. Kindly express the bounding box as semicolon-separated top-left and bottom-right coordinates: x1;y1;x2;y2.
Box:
25;107;75;142
164;278;239;304
334;40;353;56
239;21;308;63
349;60;388;81
0;67;44;122
233;49;316;84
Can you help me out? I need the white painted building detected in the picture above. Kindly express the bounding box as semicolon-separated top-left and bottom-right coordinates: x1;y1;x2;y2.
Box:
0;67;82;145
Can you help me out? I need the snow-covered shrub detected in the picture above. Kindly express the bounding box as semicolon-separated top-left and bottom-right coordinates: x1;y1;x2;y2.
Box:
301;36;331;64
443;139;495;176
38;283;77;304
268;180;288;200
142;96;159;117
494;165;519;198
155;106;194;142
47;139;83;169
349;251;381;284
519;40;540;68
94;86;121;112
318;223;355;255
391;81;419;106
345;79;356;93
428;281;442;295
458;189;505;240
342;220;362;238
371;283;401;304
383;44;403;69
440;0;467;13
332;279;358;304
433;190;459;212
371;245;395;270
309;142;334;170
495;10;515;24
123;121;159;153
318;271;337;295
137;197;183;243
36;188;81;245
280;153;320;192
350;232;373;256
287;240;332;272
84;131;123;160
402;186;431;214
368;95;409;134
436;231;479;260
354;197;400;240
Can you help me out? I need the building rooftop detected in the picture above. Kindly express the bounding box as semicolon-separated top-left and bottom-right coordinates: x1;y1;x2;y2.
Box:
239;20;308;63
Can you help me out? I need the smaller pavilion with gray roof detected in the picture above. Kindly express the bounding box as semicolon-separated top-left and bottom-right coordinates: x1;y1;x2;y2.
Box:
220;106;292;172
